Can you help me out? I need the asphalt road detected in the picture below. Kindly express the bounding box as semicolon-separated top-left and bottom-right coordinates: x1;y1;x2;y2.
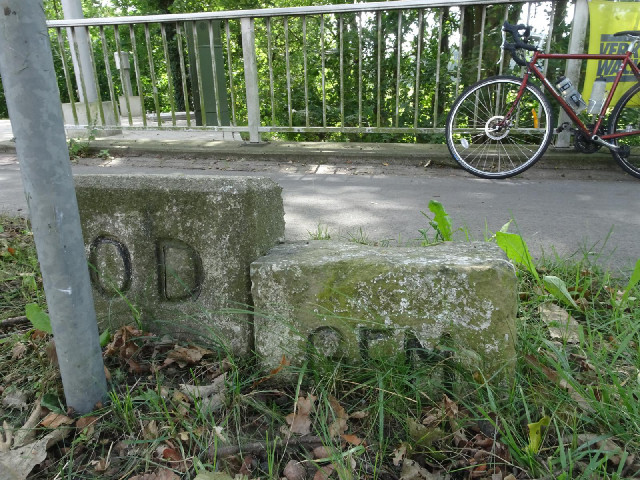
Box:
1;153;638;275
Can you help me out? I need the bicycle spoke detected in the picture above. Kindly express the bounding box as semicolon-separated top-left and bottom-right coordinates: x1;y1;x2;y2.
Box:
446;76;553;178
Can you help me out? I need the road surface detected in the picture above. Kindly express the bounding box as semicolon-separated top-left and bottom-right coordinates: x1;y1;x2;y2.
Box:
1;153;638;275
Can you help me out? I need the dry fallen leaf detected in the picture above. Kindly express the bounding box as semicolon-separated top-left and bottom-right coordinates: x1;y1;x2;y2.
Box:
328;396;348;438
180;374;227;412
0;425;70;480
2;390;28;411
11;343;27;360
392;443;408;466
286;394;316;435
90;458;109;472
349;410;368;419
399;459;442;479
129;468;181;480
40;413;74;429
341;434;363;446
164;345;212;368
143;420;159;440
312;464;335;480
539;303;581;343
283;459;307;480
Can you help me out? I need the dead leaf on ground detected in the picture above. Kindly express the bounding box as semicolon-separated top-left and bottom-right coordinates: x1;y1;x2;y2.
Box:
2;390;28;411
283;459;307;480
193;472;234;480
11;343;27;360
328;396;348;437
238;454;257;476
0;425;70;480
129;468;181;480
392;443;408;466
143;420;159;440
179;373;227;412
349;410;368;419
40;412;74;429
90;458;109;472
400;459;443;479
312;464;335;480
286;394;316;435
539;303;581;343
341;433;363;446
163;344;212;368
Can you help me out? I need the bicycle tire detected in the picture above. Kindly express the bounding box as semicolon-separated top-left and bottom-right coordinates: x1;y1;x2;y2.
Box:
608;81;640;179
446;75;554;179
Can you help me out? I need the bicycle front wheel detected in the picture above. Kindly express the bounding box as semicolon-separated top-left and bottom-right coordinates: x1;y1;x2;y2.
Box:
446;76;554;179
608;82;640;179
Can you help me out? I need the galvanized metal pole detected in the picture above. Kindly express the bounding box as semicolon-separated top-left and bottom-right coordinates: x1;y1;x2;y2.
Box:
556;0;588;148
241;17;261;143
0;0;107;414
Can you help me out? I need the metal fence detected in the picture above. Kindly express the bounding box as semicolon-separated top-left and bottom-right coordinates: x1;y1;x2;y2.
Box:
47;0;575;142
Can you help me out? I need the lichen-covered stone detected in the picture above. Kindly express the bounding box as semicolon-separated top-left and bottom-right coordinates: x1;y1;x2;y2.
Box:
251;241;517;378
75;174;285;355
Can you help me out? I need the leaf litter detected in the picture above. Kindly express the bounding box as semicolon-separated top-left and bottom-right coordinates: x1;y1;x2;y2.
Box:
1;216;640;479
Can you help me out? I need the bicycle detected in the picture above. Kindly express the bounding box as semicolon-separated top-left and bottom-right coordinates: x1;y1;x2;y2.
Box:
445;21;640;179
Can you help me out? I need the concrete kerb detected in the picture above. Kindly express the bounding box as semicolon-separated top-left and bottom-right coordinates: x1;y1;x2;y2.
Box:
0;121;615;171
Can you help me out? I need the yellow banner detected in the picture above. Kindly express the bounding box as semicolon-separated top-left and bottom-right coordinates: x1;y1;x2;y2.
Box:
583;0;640;106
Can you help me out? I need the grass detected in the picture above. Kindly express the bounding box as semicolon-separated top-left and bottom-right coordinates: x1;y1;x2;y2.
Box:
1;214;639;479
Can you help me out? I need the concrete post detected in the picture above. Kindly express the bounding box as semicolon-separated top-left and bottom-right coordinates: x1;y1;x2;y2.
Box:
115;52;134;97
0;0;107;414
241;17;261;143
556;0;589;148
61;0;98;103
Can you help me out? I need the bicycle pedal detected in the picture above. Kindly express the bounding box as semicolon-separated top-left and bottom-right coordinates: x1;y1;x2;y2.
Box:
555;122;571;133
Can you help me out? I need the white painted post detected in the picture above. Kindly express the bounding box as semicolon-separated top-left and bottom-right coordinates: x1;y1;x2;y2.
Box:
241;17;261;143
556;0;589;148
61;0;98;103
0;0;107;414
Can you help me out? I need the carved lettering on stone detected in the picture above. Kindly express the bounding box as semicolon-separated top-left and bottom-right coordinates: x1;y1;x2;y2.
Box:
156;239;204;301
308;326;344;360
88;235;132;297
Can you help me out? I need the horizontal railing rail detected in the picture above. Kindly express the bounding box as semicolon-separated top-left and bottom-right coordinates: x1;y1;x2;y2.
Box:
46;0;575;143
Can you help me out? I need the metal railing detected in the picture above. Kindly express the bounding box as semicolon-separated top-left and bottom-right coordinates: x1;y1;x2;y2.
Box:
46;0;574;142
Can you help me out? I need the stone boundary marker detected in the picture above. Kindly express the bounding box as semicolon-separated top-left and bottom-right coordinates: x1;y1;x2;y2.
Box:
251;241;518;379
75;174;284;355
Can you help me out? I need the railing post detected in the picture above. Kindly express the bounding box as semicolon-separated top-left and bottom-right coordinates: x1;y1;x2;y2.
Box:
556;0;589;148
61;0;98;103
241;17;261;143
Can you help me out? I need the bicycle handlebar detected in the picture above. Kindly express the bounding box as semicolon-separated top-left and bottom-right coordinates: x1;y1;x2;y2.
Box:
502;21;538;66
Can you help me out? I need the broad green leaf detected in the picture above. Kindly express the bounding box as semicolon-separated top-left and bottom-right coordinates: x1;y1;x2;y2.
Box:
543;276;579;309
428;200;453;241
41;393;65;414
495;232;539;282
526;415;551;454
25;303;52;334
620;258;640;306
99;328;111;348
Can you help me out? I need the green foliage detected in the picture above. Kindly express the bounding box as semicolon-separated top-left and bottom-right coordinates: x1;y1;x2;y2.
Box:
495;231;540;282
620;258;640;307
25;303;53;334
308;224;331;240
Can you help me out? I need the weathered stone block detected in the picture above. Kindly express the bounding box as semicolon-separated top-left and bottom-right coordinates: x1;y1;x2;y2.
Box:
251;241;517;377
75;174;285;355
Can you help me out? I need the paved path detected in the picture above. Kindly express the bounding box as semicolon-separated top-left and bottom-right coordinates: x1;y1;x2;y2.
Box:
1;151;638;275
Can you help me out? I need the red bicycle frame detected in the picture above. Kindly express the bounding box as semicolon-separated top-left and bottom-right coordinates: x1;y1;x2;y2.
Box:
513;48;640;142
